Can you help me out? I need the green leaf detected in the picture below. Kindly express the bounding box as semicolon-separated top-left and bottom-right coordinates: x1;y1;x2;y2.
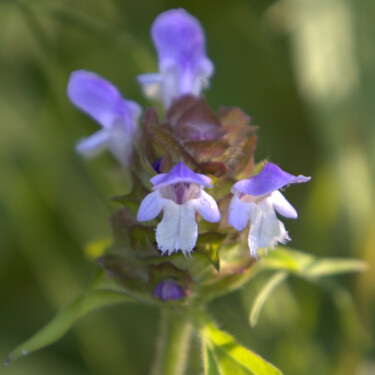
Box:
196;232;226;271
84;237;112;259
4;289;133;366
195;311;283;375
258;248;367;279
199;259;256;301
203;342;221;375
249;272;288;327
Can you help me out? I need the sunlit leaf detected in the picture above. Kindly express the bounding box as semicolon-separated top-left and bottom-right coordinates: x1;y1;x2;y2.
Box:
195;310;283;375
249;272;288;327
258;248;367;279
84;237;112;259
4;289;133;366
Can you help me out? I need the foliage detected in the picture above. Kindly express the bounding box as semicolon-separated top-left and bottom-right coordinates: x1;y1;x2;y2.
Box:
1;0;373;374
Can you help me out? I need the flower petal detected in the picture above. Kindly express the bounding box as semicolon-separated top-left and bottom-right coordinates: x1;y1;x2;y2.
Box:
193;190;220;222
152;9;207;67
68;70;142;165
75;129;110;157
248;199;290;256
156;200;197;256
270;191;298;219
137;73;162;100
228;193;252;231
107;122;135;166
68;70;131;128
150;161;212;188
137;191;166;222
140;9;214;107
232;163;311;196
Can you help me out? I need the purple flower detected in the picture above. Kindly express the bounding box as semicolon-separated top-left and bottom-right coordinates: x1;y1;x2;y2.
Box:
153;280;185;301
67;70;141;166
228;163;311;256
137;161;220;256
138;9;214;108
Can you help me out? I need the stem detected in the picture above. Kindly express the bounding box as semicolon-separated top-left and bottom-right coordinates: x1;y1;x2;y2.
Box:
149;308;193;375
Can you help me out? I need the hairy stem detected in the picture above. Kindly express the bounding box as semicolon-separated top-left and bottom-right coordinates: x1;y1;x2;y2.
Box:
149;308;193;375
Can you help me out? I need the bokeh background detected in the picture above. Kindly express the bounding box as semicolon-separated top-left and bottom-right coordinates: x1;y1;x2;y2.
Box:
1;0;374;374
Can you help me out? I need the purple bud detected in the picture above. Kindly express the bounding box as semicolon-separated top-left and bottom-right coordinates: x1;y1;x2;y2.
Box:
152;158;162;174
153;280;186;301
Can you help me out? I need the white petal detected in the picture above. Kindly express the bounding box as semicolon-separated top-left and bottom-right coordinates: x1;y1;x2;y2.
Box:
160;66;179;108
228;193;252;231
137;73;162;100
193;190;220;223
248;199;290;256
75;129;110;157
156;200;197;256
137;191;166;222
179;68;194;95
270;191;298;219
247;204;262;256
107;122;134;166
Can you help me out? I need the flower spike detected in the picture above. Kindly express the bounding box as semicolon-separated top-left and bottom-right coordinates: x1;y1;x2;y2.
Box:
68;70;141;166
138;9;214;108
137;161;220;256
228;163;311;256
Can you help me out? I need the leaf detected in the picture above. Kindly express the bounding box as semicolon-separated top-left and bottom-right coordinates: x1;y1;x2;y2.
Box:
249;272;288;327
149;125;197;166
195;311;283;375
303;258;368;277
196;161;229;178
4;289;133;366
199;258;256;301
185;140;229;162
258;247;368;279
234;134;258;179
98;254;149;284
84;237;112;259
203;342;221;375
166;95;223;141
195;232;226;271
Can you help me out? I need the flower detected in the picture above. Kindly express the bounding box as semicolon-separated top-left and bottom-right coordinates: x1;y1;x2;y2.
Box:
67;70;141;166
153;280;186;301
137;8;214;109
137;161;220;256
228;163;311;256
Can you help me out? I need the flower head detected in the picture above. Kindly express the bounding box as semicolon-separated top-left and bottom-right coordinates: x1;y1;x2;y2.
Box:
228;163;311;256
67;70;141;166
138;9;214;108
137;161;220;256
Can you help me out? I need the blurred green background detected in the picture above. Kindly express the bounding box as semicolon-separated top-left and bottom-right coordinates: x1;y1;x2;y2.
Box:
0;0;374;374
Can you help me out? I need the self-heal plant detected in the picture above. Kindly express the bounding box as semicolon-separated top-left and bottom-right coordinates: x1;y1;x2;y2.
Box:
6;8;366;375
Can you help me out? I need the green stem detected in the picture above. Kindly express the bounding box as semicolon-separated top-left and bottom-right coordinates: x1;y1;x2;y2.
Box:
149;308;193;375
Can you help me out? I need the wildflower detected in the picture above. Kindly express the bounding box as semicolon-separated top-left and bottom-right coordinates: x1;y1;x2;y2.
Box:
67;70;141;166
138;8;214;108
228;163;311;256
137;161;220;256
153;280;186;301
